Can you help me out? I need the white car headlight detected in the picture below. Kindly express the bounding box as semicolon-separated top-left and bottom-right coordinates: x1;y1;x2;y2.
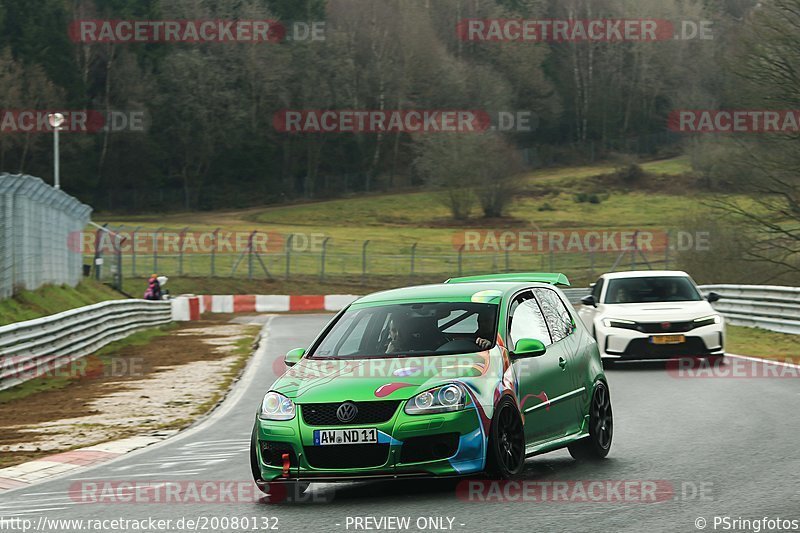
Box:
693;315;721;327
602;318;638;330
259;391;295;420
405;383;468;415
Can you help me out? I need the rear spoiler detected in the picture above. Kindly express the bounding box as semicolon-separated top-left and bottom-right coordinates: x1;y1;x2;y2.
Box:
444;272;571;287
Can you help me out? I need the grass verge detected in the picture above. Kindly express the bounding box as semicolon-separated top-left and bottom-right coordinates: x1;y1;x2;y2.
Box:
726;325;800;364
0;324;177;404
0;281;123;327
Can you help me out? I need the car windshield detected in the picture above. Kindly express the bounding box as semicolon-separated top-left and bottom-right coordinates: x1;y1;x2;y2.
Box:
604;276;702;304
309;302;499;359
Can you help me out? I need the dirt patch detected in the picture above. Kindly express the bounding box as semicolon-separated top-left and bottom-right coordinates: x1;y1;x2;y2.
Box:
0;320;260;467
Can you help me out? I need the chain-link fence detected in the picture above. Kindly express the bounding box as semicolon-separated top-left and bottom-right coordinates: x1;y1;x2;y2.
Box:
0;174;92;299
86;227;678;287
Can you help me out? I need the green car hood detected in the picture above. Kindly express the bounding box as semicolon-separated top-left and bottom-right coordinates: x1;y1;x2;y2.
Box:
272;353;494;403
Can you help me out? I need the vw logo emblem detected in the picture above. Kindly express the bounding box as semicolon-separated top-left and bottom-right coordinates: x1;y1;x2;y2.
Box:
336;402;358;423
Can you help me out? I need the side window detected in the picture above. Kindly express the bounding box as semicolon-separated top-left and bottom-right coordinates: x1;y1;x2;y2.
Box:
592;278;604;301
533;288;575;343
508;292;552;349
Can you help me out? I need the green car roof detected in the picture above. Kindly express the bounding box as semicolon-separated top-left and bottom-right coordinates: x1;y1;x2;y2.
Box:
353;276;568;307
444;272;571;287
354;283;508;306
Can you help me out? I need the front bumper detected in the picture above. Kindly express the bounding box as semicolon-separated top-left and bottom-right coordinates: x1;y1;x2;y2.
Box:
599;324;725;360
254;405;485;482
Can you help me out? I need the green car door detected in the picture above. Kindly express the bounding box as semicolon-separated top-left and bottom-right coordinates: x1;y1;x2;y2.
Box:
506;290;576;445
531;287;587;436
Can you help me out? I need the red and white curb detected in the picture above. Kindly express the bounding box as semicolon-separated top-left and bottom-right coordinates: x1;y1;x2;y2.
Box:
0;433;176;492
171;294;359;321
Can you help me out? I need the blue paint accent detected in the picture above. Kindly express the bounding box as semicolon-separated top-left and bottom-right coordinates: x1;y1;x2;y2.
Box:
378;430;402;446
449;426;485;473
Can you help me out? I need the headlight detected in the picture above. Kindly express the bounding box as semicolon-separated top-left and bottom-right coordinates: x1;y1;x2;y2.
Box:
259;392;295;420
602;318;639;330
405;383;468;415
693;315;721;327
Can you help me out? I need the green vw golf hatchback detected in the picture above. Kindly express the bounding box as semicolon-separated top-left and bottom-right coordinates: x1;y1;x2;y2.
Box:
251;273;612;494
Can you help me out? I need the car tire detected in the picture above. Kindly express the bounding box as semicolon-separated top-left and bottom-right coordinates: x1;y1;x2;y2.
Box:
568;382;613;461
485;397;525;478
250;428;309;501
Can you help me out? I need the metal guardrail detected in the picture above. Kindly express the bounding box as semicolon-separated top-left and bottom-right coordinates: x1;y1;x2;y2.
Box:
699;284;800;335
0;299;172;391
562;288;590;305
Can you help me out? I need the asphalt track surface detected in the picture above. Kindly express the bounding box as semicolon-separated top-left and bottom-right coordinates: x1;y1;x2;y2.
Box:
1;314;798;533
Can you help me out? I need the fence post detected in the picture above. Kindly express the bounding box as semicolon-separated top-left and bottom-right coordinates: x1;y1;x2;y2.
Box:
589;247;595;280
320;237;331;281
178;227;188;275
630;230;638;270
93;225;105;281
361;240;370;284
152;227;162;274
458;245;464;276
248;231;255;280
114;234;125;291
548;249;554;272
664;230;670;269
410;242;418;277
505;249;510;272
131;225;141;277
285;234;294;280
210;228;220;277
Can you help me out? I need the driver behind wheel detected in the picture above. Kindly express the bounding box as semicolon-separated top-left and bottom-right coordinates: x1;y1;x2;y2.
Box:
474;311;495;350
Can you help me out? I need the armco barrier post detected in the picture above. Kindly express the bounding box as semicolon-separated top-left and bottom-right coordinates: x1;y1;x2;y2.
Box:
457;245;464;276
410;242;418;277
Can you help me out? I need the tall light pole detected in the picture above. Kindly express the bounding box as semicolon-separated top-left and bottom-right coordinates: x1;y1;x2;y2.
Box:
48;112;65;189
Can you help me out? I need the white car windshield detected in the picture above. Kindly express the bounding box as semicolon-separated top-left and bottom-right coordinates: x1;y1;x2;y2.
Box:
604;276;702;304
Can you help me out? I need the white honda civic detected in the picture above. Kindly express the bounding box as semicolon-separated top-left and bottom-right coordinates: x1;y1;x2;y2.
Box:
577;270;725;361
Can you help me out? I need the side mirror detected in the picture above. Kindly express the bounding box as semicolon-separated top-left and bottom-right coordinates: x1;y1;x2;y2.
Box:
706;292;721;303
284;347;306;367
511;338;547;358
581;295;597;307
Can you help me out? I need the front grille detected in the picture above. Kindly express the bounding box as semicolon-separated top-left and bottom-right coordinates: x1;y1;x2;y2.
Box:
303;444;390;469
400;433;460;464
259;440;298;468
301;401;401;426
621;337;711;358
637;321;695;333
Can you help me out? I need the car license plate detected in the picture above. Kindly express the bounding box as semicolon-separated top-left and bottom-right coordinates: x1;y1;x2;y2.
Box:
313;428;378;446
650;334;685;345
